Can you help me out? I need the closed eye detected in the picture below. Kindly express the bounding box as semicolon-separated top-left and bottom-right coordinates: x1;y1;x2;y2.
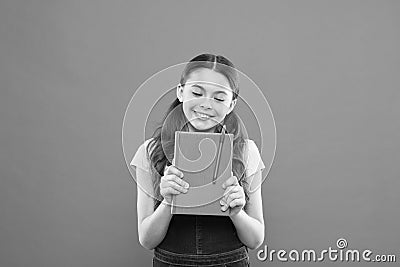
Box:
192;91;225;102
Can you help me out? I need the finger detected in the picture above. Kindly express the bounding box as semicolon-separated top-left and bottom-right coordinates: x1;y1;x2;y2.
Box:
221;204;228;212
161;175;186;190
226;185;240;193
222;176;238;189
161;178;188;194
220;199;229;212
226;192;243;206
222;185;240;202
165;174;189;189
228;198;245;209
164;165;184;178
220;197;227;206
160;187;181;196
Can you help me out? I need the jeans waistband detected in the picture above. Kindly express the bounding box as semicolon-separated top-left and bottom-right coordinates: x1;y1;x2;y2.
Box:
154;246;248;266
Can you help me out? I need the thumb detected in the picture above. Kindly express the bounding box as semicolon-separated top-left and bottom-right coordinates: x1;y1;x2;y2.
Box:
164;163;172;175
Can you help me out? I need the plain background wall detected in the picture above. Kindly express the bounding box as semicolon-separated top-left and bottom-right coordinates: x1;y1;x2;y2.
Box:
1;1;399;266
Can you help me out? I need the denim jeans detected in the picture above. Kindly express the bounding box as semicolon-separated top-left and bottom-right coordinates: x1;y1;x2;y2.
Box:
153;246;249;266
153;215;250;266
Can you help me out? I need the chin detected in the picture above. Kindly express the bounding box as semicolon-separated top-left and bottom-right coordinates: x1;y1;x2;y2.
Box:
189;122;217;132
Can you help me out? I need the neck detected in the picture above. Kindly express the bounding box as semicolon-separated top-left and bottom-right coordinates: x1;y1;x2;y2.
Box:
187;123;217;133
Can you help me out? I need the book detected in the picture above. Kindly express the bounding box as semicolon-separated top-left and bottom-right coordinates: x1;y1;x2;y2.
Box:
171;130;233;216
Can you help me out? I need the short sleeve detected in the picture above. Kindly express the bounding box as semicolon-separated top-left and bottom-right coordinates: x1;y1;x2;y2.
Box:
244;139;265;177
130;139;152;173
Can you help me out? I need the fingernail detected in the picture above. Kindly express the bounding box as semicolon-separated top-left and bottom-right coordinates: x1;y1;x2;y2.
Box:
184;183;189;188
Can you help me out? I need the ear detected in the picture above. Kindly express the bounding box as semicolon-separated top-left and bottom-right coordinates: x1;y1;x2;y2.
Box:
176;83;183;102
227;98;237;115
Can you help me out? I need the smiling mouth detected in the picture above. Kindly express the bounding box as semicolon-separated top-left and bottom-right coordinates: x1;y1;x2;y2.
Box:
194;111;214;119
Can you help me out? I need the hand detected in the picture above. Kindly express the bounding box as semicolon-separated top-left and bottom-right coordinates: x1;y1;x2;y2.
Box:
220;175;246;217
160;165;189;204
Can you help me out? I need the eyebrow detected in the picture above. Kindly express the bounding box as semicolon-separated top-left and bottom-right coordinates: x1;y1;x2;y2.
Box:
191;84;229;95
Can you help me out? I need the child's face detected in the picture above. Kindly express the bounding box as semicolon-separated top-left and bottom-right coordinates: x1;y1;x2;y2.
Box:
177;68;236;132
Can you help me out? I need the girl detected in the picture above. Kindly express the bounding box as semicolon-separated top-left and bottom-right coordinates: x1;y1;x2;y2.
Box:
131;54;265;266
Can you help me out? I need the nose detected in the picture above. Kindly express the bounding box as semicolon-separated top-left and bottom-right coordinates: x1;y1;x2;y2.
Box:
199;97;213;109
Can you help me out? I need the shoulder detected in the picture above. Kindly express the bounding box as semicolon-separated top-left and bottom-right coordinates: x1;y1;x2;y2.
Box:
244;139;261;157
245;139;258;149
243;139;265;177
142;138;154;151
130;138;155;170
138;138;155;154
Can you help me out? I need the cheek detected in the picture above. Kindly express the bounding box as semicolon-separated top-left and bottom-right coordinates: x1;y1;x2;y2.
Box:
182;101;193;110
182;98;231;117
182;95;198;106
215;105;230;116
182;102;195;118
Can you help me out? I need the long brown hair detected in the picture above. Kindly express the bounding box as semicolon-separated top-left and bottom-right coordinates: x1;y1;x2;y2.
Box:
147;54;249;210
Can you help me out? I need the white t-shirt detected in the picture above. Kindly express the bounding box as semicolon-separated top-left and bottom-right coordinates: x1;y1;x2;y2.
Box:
130;138;265;178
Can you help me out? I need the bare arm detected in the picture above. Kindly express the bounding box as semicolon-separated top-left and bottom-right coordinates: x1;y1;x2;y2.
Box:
221;170;265;249
136;166;188;250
